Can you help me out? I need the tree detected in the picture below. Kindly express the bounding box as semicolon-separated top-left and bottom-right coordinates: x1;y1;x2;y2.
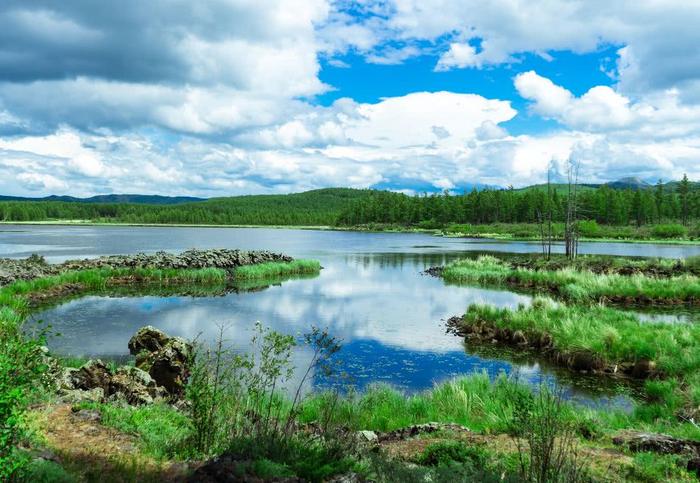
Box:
679;173;690;226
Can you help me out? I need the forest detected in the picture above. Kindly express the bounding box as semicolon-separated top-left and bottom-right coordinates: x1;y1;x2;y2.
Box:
1;178;698;234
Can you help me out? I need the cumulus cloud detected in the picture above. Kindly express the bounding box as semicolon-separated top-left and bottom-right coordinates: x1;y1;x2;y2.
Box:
1;0;699;197
330;0;700;103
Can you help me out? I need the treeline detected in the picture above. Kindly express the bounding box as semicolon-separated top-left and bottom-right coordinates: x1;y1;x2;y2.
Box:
336;178;700;228
0;188;369;226
1;181;699;229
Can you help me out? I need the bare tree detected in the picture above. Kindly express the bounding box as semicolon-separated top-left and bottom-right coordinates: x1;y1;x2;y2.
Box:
564;157;580;260
536;165;554;260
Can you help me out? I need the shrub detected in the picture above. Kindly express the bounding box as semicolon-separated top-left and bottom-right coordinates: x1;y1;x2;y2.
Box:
0;322;48;480
416;441;488;468
576;220;601;238
651;224;688;239
511;387;588;483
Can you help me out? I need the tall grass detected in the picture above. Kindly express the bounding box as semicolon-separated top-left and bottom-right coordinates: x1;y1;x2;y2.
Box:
234;259;321;280
442;256;700;305
460;299;700;377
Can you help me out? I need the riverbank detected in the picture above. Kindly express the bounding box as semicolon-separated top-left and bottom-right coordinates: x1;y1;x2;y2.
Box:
4;220;700;245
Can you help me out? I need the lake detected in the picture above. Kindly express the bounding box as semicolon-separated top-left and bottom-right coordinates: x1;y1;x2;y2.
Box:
5;224;700;408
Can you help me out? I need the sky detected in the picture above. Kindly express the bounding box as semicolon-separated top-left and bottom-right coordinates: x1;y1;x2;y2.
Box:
1;1;700;197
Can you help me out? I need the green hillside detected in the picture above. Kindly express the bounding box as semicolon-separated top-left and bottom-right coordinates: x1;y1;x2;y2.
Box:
0;188;373;226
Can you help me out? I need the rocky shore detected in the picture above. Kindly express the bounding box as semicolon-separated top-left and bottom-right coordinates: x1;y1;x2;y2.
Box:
54;326;192;406
0;249;293;286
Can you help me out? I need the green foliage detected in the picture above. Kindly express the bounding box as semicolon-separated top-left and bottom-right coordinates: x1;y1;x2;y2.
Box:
460;300;700;378
78;402;192;460
234;259;321;280
0;320;47;479
511;387;588;483
442;255;700;305
301;372;539;434
415;441;488;468
651;223;688;239
3;183;699;236
627;453;695;482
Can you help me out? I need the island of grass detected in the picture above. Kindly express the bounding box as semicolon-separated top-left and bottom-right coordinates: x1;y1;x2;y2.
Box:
0;249;321;306
439;255;700;306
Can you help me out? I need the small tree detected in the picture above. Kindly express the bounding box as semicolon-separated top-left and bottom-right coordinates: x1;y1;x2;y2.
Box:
564;158;580;260
679;173;691;226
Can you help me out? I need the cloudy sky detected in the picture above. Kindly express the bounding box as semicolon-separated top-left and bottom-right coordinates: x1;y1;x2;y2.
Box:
1;0;699;197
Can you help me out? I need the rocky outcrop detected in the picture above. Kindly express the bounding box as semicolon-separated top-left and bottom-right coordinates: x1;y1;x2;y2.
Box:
57;326;192;405
612;430;700;474
1;249;293;286
129;326;193;397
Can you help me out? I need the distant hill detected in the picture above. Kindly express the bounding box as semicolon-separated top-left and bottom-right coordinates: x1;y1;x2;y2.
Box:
604;177;651;190
0;194;205;205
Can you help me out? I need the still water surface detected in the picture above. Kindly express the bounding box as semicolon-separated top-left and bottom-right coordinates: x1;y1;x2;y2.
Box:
5;225;700;408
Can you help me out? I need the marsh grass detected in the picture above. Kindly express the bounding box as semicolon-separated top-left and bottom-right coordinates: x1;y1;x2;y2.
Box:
442;256;700;305
461;299;700;378
234;259;321;280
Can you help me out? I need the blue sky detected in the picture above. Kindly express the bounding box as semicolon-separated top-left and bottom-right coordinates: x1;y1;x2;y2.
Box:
0;1;699;197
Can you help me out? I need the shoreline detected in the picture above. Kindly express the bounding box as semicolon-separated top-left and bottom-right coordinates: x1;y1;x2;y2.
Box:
2;220;699;246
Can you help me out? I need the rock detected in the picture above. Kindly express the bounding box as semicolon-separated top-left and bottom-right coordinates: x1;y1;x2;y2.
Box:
612;430;700;458
568;351;604;372
356;430;378;444
134;333;193;397
128;326;170;355
377;422;471;443
71;409;102;423
71;359;112;393
512;330;527;345
2;249;294;288
59;387;105;404
109;366;165;405
631;359;656;379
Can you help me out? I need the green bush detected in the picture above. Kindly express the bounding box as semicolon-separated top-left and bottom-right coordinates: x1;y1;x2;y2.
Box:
0;323;47;480
416;441;488;467
577;220;601;237
651;223;688;239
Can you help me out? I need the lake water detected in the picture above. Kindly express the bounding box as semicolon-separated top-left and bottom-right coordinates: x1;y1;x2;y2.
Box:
5;224;700;408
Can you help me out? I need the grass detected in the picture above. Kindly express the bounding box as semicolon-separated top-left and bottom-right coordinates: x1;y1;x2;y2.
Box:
441;255;700;305
234;259;321;280
458;300;700;378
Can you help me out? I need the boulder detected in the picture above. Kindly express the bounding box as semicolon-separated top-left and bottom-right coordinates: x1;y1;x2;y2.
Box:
144;337;193;397
612;430;700;457
128;326;170;356
70;359;112;393
109;366;165;405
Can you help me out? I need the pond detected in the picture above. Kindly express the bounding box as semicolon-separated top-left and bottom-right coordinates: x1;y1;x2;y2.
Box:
5;224;700;408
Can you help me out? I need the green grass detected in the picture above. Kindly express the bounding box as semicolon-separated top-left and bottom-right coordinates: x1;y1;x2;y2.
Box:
234;259;321;280
459;300;700;377
441;255;700;305
76;402;193;460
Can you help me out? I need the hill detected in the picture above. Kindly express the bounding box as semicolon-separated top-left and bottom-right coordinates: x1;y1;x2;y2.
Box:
0;194;204;205
0;188;374;225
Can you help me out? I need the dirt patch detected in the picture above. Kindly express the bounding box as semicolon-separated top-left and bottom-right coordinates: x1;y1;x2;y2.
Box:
35;404;190;482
